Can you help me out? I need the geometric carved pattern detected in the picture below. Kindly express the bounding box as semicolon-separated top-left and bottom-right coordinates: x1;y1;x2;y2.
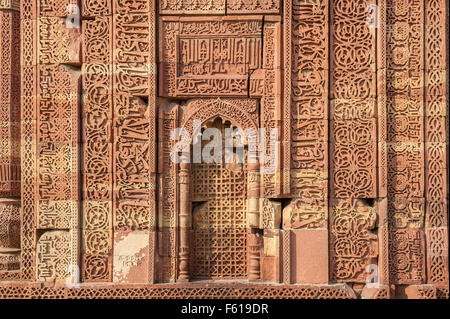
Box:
36;61;80;281
0;200;20;250
424;0;449;286
191;120;248;279
159;0;281;15
20;0;38;281
0;283;357;299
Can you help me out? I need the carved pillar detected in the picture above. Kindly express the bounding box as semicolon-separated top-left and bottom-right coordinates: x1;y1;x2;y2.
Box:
248;230;262;281
247;160;261;280
247;162;260;229
157;104;179;283
178;162;191;282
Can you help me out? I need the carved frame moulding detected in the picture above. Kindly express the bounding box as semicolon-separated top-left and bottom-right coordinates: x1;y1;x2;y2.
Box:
20;0;38;281
424;0;449;287
158;16;264;98
157;98;264;282
0;283;357;299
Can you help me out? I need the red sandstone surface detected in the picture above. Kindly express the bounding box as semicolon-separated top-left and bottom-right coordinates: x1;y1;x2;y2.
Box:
0;0;448;299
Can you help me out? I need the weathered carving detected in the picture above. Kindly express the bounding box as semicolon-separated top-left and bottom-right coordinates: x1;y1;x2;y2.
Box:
283;198;327;229
0;201;20;250
36;231;71;281
329;199;378;283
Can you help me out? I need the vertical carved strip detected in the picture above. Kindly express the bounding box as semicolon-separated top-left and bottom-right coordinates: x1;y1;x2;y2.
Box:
281;229;291;284
81;1;113;282
112;1;153;283
330;0;379;283
378;198;389;285
377;0;389;285
261;18;282;198
288;0;329;229
158;104;179;283
386;0;426;285
425;0;449;288
282;0;291;197
36;63;81;281
148;0;157;285
20;0;37;281
33;1;82;282
283;0;291;197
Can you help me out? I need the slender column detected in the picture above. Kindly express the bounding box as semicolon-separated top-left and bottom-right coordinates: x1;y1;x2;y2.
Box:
178;162;191;282
248;230;262;281
247;160;261;280
247;161;260;229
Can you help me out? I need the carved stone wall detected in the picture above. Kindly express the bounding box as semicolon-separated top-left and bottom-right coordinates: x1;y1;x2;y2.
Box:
0;0;447;299
0;0;20;281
